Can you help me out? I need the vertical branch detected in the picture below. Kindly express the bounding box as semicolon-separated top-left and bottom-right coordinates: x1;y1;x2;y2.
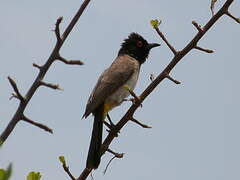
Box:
0;0;91;143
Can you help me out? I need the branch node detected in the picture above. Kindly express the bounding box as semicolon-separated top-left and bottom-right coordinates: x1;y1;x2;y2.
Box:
21;115;53;134
55;16;63;42
57;55;84;65
165;74;181;84
225;11;240;24
192;21;204;32
7;76;25;102
40;81;63;91
131;118;152;129
194;46;214;53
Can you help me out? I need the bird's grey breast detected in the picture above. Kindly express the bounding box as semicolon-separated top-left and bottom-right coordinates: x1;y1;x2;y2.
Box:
105;64;139;107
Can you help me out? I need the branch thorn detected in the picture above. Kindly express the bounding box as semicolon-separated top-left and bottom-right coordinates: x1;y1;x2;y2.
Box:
55;16;63;42
192;21;203;32
150;73;155;82
57;55;84;65
33;63;42;70
40;81;63;91
131;118;152;128
22;115;53;134
165;74;181;84
210;0;218;16
194;46;214;53
225;11;240;24
7;76;25;102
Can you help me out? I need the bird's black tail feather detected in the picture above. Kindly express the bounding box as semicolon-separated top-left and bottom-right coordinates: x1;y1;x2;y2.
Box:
86;104;104;169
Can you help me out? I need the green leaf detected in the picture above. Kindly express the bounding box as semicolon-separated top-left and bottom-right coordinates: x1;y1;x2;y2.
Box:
150;19;161;29
0;169;6;180
26;172;41;180
58;156;66;166
0;164;12;180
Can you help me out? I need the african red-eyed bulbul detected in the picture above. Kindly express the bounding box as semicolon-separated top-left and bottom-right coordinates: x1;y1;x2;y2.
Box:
82;33;160;169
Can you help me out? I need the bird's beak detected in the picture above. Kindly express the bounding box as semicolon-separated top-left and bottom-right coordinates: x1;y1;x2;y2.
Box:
148;43;160;50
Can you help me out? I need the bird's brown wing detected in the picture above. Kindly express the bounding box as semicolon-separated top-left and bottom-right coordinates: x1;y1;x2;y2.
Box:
83;55;139;118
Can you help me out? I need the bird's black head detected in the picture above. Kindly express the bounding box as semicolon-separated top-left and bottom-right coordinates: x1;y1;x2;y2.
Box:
118;33;160;64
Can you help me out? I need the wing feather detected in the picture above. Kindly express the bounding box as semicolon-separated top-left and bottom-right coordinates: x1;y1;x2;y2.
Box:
83;55;139;118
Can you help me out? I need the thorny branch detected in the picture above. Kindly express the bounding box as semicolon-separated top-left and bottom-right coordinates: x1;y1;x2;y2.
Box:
0;0;90;143
77;0;238;179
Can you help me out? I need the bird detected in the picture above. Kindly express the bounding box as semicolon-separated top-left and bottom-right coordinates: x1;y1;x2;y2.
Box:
82;32;160;169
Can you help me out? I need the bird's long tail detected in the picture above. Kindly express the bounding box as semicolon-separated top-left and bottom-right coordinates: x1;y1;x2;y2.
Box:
86;104;104;169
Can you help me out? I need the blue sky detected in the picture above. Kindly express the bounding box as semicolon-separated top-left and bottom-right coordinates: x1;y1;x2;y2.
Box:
0;0;240;180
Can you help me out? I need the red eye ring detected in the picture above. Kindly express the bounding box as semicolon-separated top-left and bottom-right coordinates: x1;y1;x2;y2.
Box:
137;41;143;47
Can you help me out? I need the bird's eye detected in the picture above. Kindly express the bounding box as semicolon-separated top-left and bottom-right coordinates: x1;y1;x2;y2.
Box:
136;41;143;48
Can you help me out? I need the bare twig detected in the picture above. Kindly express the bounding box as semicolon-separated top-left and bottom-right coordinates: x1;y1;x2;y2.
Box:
40;81;63;90
225;11;240;23
107;149;124;158
150;73;155;82
131;118;152;128
155;28;178;55
192;21;203;32
58;56;84;65
0;0;91;143
194;46;214;53
22;116;53;134
211;0;218;16
55;17;63;42
77;1;237;179
32;63;42;70
62;164;76;180
7;76;25;102
165;74;181;84
9;93;19;101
